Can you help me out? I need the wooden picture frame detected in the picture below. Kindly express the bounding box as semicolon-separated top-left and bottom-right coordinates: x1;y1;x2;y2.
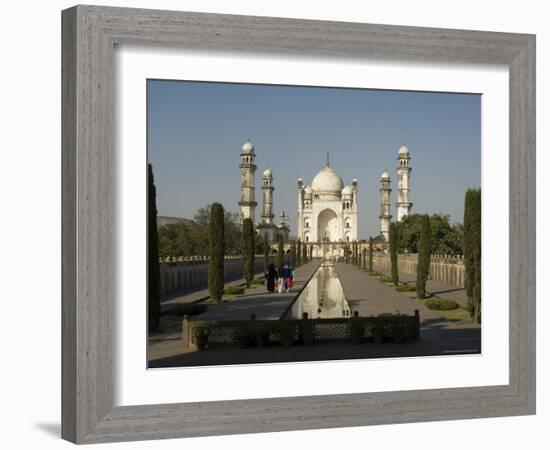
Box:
62;5;536;444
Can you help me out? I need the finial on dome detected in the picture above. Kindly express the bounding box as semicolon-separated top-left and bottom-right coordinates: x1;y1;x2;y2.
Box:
326;151;330;167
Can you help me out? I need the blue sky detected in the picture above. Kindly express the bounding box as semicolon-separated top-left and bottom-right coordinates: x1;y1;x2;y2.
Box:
147;80;480;239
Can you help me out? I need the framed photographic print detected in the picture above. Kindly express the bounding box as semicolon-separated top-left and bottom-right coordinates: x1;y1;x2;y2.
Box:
62;5;535;444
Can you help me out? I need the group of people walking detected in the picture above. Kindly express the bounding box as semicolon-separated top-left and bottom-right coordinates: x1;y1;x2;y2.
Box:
266;263;294;294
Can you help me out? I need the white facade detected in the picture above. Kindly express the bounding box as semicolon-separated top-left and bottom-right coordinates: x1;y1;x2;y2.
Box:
238;139;257;224
297;160;358;243
239;141;290;243
396;145;413;221
379;171;392;242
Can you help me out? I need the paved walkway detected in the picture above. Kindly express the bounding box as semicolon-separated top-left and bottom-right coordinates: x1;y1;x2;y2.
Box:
183;260;321;321
160;269;265;314
373;265;468;308
149;260;481;367
149;328;481;367
334;262;442;326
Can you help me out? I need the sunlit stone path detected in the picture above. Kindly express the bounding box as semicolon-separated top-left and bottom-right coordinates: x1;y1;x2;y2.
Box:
334;262;441;324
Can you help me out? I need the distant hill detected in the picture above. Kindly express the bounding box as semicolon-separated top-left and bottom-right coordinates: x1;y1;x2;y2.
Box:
157;216;195;228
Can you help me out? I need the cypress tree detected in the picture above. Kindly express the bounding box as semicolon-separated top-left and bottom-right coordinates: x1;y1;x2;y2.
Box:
290;241;297;268
368;236;374;273
296;239;302;267
464;189;482;323
263;237;269;274
472;189;482;324
242;218;255;288
416;214;432;298
302;242;308;263
148;164;161;332
208;202;225;303
309;244;313;260
277;235;284;273
361;248;367;270
389;222;399;285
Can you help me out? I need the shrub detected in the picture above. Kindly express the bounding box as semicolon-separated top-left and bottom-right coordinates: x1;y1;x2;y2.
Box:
171;303;207;316
192;320;212;337
276;320;297;337
396;284;416;292
252;277;265;285
299;320;315;334
234;324;254;338
252;322;272;337
380;276;394;283
224;285;246;295
424;298;460;310
347;317;366;332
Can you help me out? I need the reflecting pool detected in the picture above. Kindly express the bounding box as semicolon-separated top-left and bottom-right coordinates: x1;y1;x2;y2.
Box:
291;263;352;319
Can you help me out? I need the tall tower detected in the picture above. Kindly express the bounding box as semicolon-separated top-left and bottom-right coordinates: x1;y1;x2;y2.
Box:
261;168;274;225
396;144;413;221
239;139;257;224
379;171;392;242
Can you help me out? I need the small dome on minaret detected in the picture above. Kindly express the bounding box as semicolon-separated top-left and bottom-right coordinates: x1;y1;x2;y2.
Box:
398;145;409;156
381;170;390;180
263;168;272;178
242;139;255;154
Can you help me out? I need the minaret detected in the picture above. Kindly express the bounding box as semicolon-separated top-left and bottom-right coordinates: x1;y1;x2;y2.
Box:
261;168;274;225
396;144;413;221
379;171;392;242
238;138;257;224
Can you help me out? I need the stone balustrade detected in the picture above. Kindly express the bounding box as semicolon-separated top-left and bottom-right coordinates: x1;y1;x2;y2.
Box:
373;253;465;288
159;256;276;296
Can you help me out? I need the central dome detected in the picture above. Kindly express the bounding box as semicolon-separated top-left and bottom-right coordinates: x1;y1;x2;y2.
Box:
311;166;344;193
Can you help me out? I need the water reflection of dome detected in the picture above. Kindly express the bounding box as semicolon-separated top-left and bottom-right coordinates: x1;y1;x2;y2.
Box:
292;264;351;319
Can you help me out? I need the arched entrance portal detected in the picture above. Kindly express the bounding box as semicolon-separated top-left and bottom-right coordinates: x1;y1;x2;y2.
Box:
317;208;339;242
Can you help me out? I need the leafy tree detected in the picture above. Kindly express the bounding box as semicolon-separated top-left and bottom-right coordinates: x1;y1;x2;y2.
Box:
416;215;432;298
242;218;255;288
396;213;463;255
464;188;482;323
208;203;225;303
148;164;160;332
158;205;242;258
389;222;399;285
368;236;374;272
277;235;284;273
296;239;302;267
